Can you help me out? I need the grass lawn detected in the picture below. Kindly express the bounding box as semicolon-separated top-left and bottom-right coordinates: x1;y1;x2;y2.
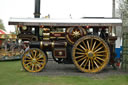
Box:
0;61;128;85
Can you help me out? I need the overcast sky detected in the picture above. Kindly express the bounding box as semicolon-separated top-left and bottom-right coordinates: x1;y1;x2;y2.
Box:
0;0;115;32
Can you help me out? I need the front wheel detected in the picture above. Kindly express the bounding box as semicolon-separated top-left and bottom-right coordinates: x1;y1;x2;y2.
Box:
72;35;110;73
22;48;47;72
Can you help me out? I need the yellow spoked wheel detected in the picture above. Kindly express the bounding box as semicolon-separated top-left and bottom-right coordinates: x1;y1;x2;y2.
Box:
22;48;47;72
72;35;110;73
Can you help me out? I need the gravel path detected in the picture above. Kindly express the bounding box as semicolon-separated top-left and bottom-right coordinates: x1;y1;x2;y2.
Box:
31;52;128;78
32;60;128;78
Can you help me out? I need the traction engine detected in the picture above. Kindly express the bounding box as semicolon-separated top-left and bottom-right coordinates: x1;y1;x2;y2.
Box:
9;19;122;73
8;0;122;73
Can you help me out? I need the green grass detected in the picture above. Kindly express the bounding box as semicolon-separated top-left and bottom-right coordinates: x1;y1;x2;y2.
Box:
0;61;128;85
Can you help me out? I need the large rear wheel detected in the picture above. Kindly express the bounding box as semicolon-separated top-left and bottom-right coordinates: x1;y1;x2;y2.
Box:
72;35;110;73
22;48;47;72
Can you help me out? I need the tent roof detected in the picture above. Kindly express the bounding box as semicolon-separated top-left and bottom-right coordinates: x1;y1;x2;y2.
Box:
0;30;6;34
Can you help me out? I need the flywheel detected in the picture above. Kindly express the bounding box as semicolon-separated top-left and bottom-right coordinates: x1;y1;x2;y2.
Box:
72;35;110;73
66;27;86;45
22;48;47;72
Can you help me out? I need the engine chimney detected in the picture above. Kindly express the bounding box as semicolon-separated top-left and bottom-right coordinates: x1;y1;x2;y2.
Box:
34;0;41;39
34;0;41;18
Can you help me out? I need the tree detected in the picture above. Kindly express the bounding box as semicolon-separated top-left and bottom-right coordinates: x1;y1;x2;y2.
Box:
119;0;128;32
0;19;5;31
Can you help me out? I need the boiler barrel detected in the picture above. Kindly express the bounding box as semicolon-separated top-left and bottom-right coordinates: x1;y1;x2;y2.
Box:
30;41;67;51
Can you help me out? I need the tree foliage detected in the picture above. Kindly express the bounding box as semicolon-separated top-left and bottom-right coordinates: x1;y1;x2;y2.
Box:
119;0;128;26
0;19;5;31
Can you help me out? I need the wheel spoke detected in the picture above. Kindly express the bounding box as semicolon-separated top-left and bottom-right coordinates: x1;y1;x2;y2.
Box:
32;64;34;71
75;54;86;59
79;44;87;51
88;60;90;70
96;51;106;54
90;39;93;50
94;60;99;68
87;40;90;50
37;53;41;57
26;62;32;66
82;41;87;49
37;61;43;65
27;53;33;59
92;41;96;51
76;52;85;55
80;59;86;67
94;46;103;53
91;59;94;70
37;59;44;62
26;56;32;59
34;50;37;58
76;47;84;52
36;55;43;60
77;57;86;63
30;50;34;57
96;57;105;61
37;64;41;68
36;53;42;60
84;58;89;68
35;65;38;71
24;60;32;62
96;54;105;57
94;42;102;51
95;59;102;65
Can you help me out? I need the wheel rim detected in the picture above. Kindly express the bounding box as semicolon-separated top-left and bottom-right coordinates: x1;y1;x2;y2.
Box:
22;48;46;72
72;36;110;73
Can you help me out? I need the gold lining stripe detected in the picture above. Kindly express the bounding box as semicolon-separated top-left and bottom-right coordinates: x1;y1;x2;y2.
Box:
50;32;65;33
50;37;65;39
58;37;65;39
40;41;43;49
43;38;50;40
44;43;48;46
50;37;56;39
43;33;50;36
51;42;55;48
65;42;67;47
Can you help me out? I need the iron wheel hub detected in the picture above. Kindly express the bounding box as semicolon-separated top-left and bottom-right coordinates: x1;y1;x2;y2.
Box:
32;58;37;63
88;52;94;57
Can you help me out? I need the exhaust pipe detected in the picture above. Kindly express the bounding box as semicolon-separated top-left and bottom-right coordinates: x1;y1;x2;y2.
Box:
34;0;41;39
34;0;41;18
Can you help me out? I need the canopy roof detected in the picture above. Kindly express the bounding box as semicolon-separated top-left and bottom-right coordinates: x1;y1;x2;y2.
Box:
0;30;6;34
9;17;122;26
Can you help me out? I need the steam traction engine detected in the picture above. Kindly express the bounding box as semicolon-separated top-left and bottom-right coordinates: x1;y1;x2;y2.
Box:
9;18;122;73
